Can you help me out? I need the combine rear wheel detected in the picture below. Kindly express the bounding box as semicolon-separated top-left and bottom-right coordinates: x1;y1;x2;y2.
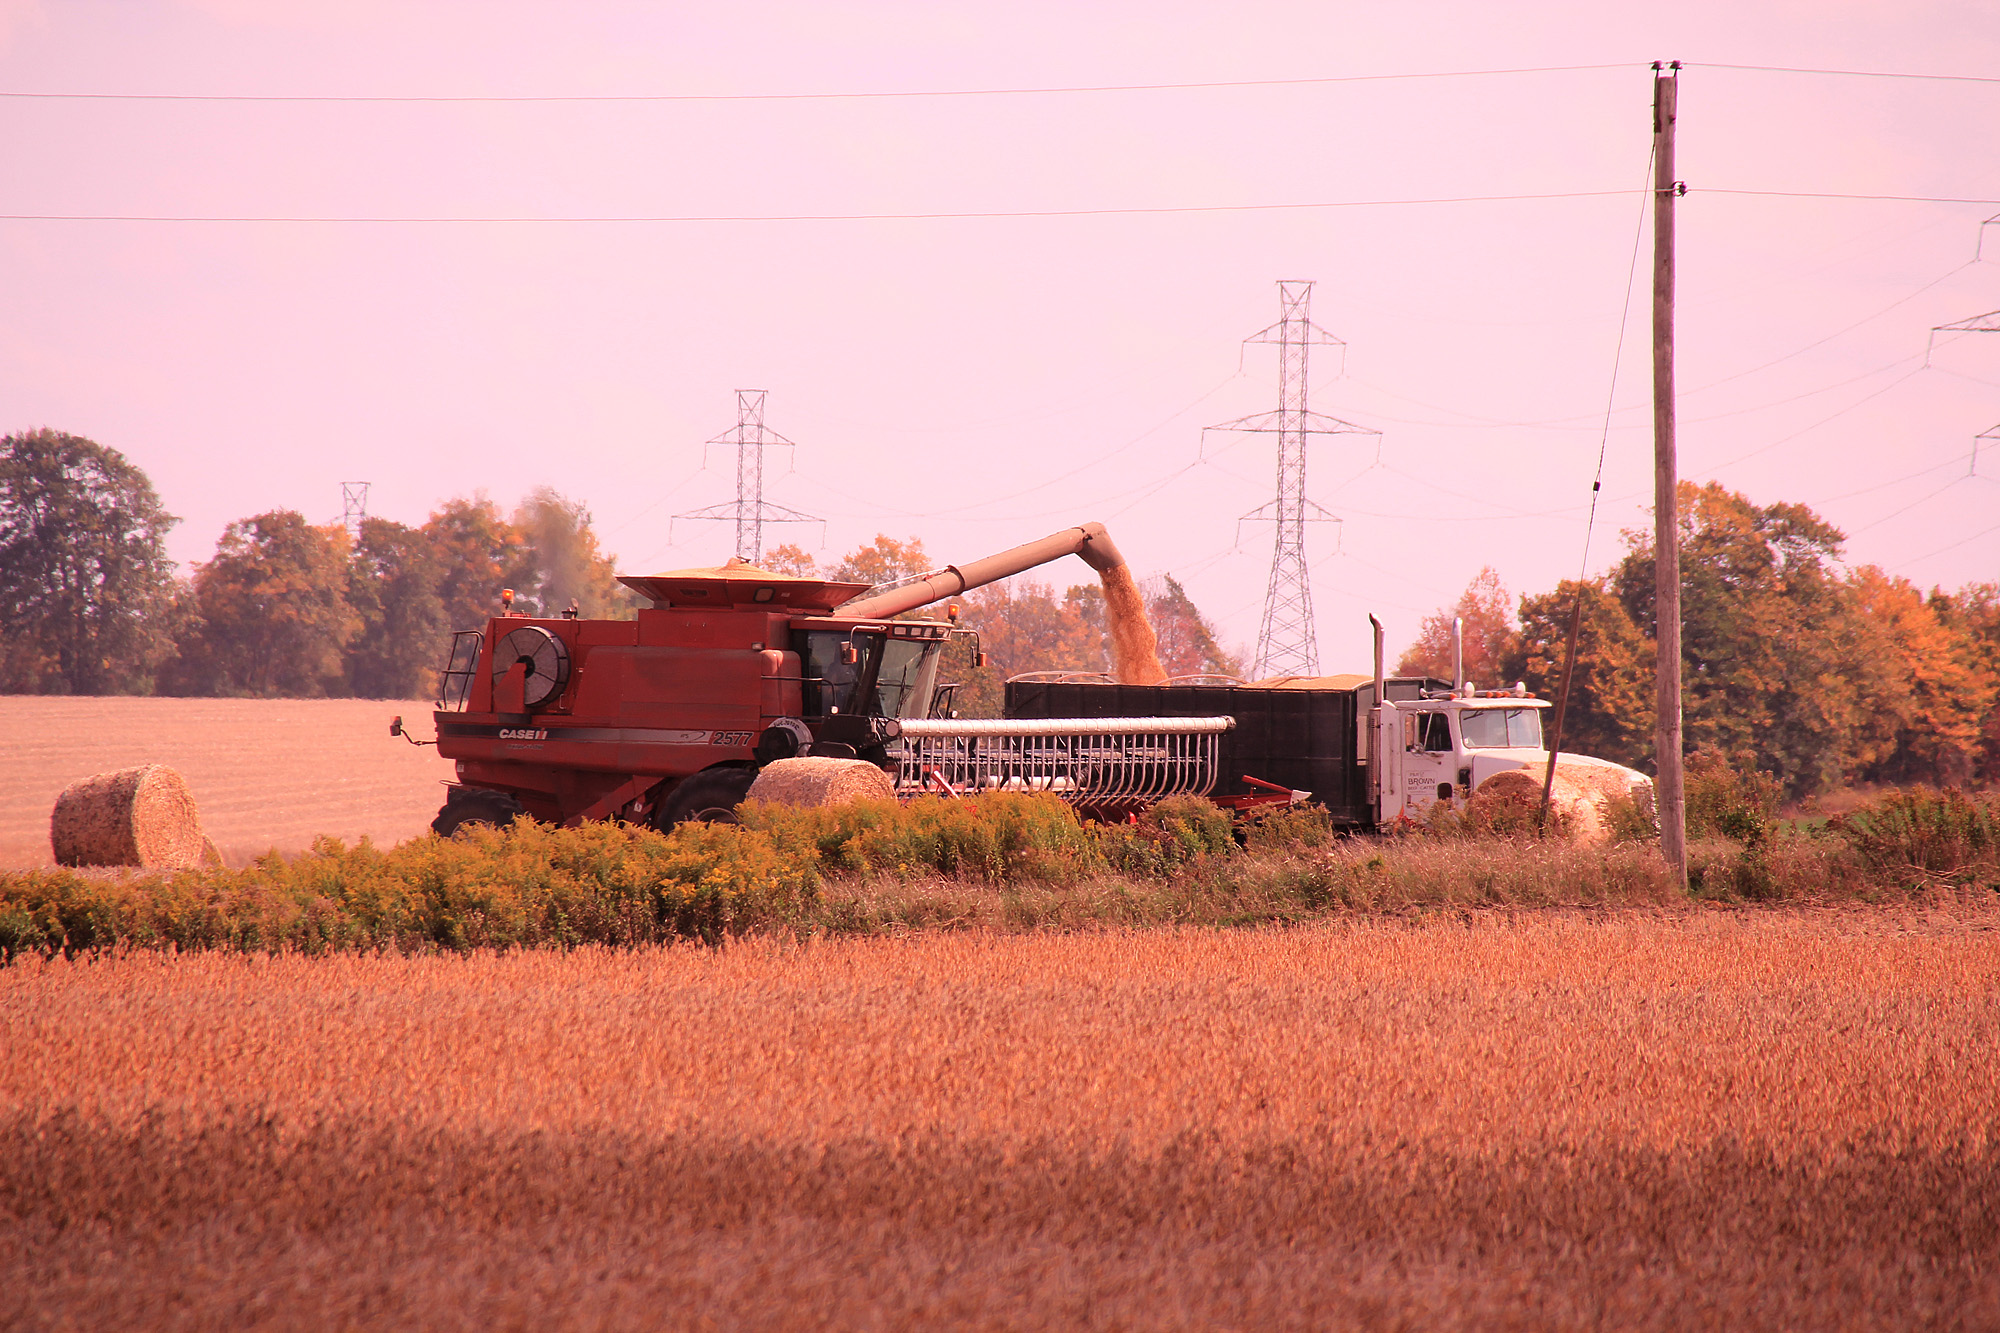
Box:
652;768;759;830
432;788;525;837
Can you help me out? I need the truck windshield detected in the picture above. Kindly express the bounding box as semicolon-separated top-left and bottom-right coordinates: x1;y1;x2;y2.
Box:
1459;707;1544;750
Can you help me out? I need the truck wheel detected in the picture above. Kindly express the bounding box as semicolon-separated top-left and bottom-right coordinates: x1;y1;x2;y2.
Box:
653;768;758;829
432;788;525;838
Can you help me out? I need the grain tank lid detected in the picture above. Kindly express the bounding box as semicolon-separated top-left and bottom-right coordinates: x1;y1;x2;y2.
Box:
1246;673;1375;691
617;558;871;611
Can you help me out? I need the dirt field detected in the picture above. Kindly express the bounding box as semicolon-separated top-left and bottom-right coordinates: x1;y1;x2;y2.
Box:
0;696;456;868
3;909;1995;1330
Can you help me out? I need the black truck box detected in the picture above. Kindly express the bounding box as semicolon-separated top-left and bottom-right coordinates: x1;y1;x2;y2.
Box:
1004;676;1445;826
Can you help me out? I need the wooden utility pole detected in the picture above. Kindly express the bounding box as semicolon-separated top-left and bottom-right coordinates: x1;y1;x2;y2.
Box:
1652;61;1688;887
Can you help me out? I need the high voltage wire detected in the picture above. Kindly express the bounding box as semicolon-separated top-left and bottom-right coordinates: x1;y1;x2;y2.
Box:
0;190;1635;224
13;186;1999;229
4;187;1993;227
1689;62;2000;85
3;61;1994;104
0;64;1632;103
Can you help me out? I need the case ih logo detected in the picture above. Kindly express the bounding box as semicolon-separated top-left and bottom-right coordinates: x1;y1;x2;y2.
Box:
710;730;754;747
498;728;550;741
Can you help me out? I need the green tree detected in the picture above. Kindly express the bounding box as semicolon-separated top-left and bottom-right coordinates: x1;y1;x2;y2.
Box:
1396;566;1521;688
0;429;179;693
345;517;448;700
172;511;359;697
1614;481;1858;795
1148;575;1241;678
1511;578;1654;769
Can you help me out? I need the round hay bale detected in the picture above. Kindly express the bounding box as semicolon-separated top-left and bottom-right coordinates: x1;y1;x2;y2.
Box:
748;757;896;809
50;764;207;869
1470;765;1623;843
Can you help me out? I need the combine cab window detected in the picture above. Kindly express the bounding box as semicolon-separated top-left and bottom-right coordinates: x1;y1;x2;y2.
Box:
798;631;874;717
1459;707;1544;750
797;629;945;719
871;638;941;719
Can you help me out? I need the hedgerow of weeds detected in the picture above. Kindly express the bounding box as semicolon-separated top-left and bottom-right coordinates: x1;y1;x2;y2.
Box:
4;785;1991;961
1830;787;2000;890
0;818;818;961
740;792;1102;883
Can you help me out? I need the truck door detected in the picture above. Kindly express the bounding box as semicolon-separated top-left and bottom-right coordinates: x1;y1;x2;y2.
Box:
1372;705;1402;826
1400;709;1455;817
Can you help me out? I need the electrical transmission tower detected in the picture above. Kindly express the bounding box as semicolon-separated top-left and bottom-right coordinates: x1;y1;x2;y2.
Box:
1930;306;2000;476
674;389;821;562
340;482;370;540
1207;280;1379;678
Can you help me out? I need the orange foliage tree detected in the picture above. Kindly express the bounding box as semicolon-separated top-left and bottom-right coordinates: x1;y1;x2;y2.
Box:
1396;566;1520;688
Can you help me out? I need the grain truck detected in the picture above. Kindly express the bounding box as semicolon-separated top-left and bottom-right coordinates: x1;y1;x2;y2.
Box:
1005;616;1652;836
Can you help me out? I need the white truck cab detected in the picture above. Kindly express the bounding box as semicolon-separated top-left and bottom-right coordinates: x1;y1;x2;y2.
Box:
1362;614;1646;829
1376;688;1550;821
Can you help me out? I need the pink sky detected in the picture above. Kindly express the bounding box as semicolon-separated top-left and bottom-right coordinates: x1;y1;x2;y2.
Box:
1;0;1996;669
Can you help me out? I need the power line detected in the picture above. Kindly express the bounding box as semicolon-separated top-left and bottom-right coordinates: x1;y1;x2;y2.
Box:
1;192;1992;228
0;64;1634;105
1702;188;2000;205
1690;62;2000;86
0;190;1635;225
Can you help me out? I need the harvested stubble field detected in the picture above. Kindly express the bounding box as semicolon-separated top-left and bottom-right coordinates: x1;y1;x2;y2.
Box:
0;696;454;868
4;909;1997;1330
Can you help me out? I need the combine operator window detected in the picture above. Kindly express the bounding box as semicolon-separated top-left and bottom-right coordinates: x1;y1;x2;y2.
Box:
798;632;873;717
796;629;946;720
871;639;937;718
1459;707;1544;750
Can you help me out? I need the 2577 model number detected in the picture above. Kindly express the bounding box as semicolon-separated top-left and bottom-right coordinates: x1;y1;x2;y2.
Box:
710;730;754;747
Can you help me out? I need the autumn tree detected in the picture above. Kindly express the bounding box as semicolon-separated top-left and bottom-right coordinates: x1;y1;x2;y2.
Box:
944;579;1104;717
1840;569;1998;786
1931;583;2000;782
169;511;359;696
759;543;819;577
423;495;536;633
512;486;630;618
344;517;448;699
830;535;929;589
1511;579;1654;769
1397;566;1521;687
0;429;179;693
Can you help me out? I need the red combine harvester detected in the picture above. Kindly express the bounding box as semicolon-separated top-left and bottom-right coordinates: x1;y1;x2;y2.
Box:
399;523;1239;834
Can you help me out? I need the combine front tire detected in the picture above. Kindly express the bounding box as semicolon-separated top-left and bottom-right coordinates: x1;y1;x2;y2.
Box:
652;768;759;830
432;788;525;837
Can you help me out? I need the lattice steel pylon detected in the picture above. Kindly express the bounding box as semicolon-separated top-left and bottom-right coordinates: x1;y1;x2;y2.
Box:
340;482;370;541
1206;281;1380;678
673;389;820;562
